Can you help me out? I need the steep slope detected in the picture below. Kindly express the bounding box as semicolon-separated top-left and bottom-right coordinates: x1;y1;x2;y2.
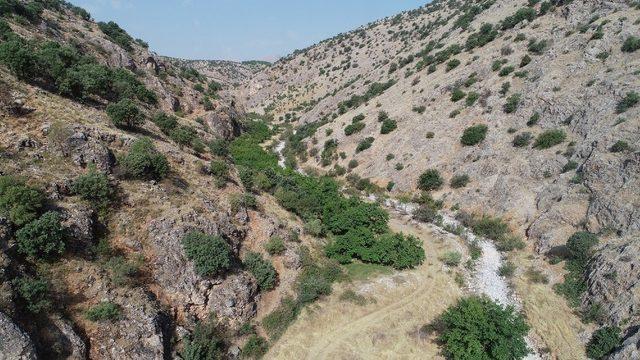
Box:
163;57;271;87
241;0;640;357
0;2;309;359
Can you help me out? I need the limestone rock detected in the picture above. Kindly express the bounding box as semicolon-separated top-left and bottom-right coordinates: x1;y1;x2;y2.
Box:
0;312;37;360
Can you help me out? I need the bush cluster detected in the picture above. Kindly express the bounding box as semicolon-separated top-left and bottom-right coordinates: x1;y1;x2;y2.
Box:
355;137;374;153
554;232;599;307
85;302;121;322
182;231;232;277
13;276;51;313
98;21;134;51
586;326;621;359
380;118;397;134
120;138;170;180
72;167;113;210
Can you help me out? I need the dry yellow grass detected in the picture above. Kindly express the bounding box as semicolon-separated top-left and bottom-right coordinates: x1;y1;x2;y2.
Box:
266;214;463;359
510;252;590;360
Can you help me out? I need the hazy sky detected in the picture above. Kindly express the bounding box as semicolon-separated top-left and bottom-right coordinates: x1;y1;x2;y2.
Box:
70;0;427;61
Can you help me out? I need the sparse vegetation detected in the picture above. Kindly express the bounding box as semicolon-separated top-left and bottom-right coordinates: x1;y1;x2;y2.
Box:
504;93;521;113
85;302;121;322
616;91;639;113
244;252;278;291
450;174;470;188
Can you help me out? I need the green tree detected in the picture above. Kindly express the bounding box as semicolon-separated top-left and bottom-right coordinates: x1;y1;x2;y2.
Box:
436;296;530;359
13;276;51;313
107;99;145;129
71;166;113;210
0;176;44;226
182;231;232;277
418;169;443;191
120;138;170;180
460;124;488;146
16;211;66;259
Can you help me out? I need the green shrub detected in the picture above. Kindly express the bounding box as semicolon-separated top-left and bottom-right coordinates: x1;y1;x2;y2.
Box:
98;21;133;51
413;204;440;223
499;261;516;277
209;138;229;157
365;233;425;269
512;132;532;147
527;38;548;55
0;19;13;40
440;251;462;267
621;36;640;53
106;99;144;129
13;276;51;313
169;125;198;147
380;118;397;134
72;167;113;209
501;7;537;30
435;296;530;359
504;93;521;113
418;169;443;191
566;232;599;262
120;138;169;180
450;174;470;188
495;235;526;252
244;252;277;291
586;326;621;360
105;255;140;286
0;38;37;80
465;91;479;107
499;65;515;77
616;91;639;113
209;160;229;185
355;137;374;153
527;112;540;126
450;88;465;102
534;129;566;149
446;58;461;71
182;231;232;277
471;216;509;241
264;236;285;255
413;105;426;114
242;335;269;359
0;176;44;227
460;124;488;146
520;54;532;67
344;121;365;136
562;160;579;173
465;23;498;50
610;140;630;153
181;317;225;360
16;211;66;259
85;302;121;322
152;113;178;134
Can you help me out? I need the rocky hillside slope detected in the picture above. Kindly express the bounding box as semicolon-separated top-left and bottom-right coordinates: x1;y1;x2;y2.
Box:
0;2;308;359
163;58;270;87
241;0;640;357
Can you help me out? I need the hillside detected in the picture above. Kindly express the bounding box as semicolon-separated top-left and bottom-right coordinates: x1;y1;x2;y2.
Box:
241;0;640;358
1;0;639;359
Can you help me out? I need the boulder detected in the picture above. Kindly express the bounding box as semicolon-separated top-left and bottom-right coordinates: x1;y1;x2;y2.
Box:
0;312;37;360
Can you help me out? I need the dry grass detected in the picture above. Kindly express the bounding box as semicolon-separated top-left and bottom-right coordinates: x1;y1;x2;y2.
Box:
511;252;590;360
265;215;463;359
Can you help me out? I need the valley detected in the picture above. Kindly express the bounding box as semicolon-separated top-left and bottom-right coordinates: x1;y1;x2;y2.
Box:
0;0;639;359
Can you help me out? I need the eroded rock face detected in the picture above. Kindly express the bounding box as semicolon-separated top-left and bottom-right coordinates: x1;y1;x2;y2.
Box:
584;236;640;326
62;203;96;249
47;126;116;173
67;263;168;360
0;312;37;360
146;208;257;326
203;103;243;140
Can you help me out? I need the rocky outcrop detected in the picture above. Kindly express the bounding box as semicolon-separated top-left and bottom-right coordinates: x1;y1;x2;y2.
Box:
202;103;243;140
45;125;116;173
146;208;257;326
62;203;96;249
0;312;37;360
66;262;169;360
584;236;640;326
